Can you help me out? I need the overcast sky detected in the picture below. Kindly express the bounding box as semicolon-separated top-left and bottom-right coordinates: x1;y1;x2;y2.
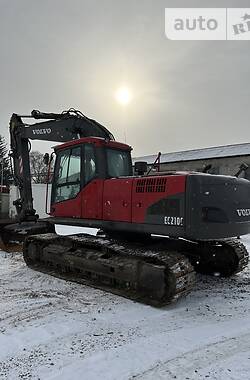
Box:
0;0;249;156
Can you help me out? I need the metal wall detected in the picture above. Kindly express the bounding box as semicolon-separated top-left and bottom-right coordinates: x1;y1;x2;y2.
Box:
151;155;250;178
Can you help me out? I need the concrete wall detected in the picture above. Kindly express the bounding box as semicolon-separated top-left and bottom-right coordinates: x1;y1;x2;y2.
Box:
150;155;250;178
9;184;52;219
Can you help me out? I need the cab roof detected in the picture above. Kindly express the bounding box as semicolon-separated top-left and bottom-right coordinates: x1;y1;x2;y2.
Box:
54;136;132;151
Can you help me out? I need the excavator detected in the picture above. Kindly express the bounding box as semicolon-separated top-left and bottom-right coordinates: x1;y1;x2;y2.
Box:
0;108;250;306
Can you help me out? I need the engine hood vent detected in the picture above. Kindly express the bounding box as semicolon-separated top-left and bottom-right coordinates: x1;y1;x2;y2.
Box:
136;178;167;193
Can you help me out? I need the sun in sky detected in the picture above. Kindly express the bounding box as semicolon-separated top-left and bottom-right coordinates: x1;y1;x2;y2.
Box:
115;86;132;106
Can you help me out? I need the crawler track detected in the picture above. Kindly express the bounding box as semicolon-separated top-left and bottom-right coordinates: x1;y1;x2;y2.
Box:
23;233;196;307
183;238;249;277
22;233;249;306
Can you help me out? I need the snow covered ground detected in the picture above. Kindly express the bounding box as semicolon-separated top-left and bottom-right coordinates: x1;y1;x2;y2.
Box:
0;231;250;380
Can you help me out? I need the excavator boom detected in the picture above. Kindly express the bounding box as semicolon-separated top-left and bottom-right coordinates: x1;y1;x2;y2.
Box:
9;109;114;222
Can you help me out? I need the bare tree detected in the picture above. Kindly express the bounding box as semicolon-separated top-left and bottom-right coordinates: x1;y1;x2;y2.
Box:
29;151;49;183
0;134;11;186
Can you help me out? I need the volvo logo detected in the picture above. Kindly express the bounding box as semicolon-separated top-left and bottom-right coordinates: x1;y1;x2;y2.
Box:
236;208;250;217
32;128;52;135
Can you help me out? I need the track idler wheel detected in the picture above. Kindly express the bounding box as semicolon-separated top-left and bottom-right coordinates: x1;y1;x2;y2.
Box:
191;239;249;277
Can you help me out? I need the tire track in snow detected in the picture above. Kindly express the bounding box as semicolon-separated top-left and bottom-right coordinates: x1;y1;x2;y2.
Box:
135;332;250;379
0;319;139;380
45;317;250;380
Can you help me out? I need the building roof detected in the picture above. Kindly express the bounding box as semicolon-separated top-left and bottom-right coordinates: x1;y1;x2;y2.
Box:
133;143;250;165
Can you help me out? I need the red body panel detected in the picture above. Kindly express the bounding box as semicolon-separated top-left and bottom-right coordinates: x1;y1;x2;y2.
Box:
51;193;82;218
132;175;187;223
82;179;104;219
51;174;187;224
103;178;133;222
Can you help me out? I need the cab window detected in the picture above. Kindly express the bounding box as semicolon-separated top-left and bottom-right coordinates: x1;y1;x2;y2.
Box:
107;149;131;177
54;147;81;203
85;144;96;183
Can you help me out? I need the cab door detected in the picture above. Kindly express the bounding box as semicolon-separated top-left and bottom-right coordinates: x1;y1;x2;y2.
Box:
81;144;103;220
51;143;103;220
51;145;83;218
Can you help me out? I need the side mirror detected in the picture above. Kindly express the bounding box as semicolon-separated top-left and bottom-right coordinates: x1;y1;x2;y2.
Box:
43;153;50;166
134;161;148;176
